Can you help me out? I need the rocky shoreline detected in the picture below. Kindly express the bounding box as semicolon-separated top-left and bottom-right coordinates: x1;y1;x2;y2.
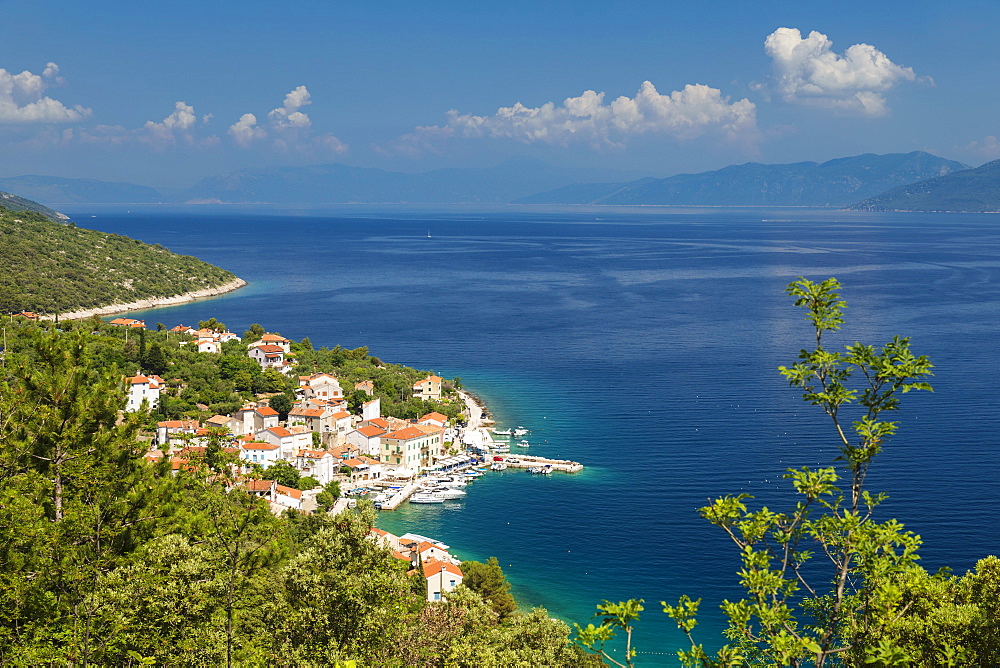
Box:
46;277;248;321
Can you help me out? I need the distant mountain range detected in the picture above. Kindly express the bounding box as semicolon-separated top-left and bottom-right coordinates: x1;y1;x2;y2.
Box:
514;152;969;207
852;159;1000;212
3;152;995;211
177;158;648;204
0;175;163;204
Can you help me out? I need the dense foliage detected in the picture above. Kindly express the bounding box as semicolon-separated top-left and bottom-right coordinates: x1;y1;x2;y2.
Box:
0;191;64;221
0;327;594;666
0;206;238;314
576;278;999;666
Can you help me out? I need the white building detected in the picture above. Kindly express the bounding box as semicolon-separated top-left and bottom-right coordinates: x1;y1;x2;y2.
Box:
422;559;464;602
125;374;163;412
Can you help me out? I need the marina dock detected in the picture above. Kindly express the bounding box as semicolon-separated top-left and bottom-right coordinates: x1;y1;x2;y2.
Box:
502;454;584;473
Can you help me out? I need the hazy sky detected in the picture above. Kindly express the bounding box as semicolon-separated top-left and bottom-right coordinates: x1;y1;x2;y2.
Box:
2;0;997;188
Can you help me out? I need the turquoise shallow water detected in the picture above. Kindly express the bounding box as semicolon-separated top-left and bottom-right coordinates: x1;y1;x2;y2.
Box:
72;205;1000;663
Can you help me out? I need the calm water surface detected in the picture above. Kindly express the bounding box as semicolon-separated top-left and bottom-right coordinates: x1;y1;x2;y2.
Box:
67;205;1000;663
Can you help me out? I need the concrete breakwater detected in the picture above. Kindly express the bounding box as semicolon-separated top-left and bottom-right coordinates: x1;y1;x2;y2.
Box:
503;454;584;473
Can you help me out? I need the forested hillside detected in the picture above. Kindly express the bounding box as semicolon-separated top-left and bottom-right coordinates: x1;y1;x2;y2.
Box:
0;319;595;665
0;207;238;314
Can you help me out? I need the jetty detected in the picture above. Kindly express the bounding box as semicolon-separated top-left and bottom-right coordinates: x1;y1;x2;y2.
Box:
502;454;584;473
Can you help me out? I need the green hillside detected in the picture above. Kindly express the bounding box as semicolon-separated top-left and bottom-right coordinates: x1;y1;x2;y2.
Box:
852;159;1000;212
0;206;239;315
0;190;66;222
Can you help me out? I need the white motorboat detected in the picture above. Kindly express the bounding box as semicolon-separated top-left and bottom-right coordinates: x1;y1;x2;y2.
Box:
437;477;467;488
493;428;513;436
409;492;445;504
434;487;467;499
513;427;528;437
490;461;508;471
517;440;530;447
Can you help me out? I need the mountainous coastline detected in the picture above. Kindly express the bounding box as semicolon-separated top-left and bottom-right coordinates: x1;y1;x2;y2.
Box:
4;152;993;210
514;152;969;207
851;159;1000;212
0;206;242;315
0;190;67;222
178;158;648;204
0;175;163;204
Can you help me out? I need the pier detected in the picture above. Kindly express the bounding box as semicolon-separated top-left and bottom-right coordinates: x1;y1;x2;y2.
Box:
502;454;584;473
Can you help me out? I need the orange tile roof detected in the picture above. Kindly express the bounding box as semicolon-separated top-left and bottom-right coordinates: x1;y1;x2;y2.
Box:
420;412;448;422
253;344;284;353
261;333;289;342
267;427;292;438
255;406;279;416
422;558;463;579
246;479;274;492
242;442;279;450
289;408;325;417
330;411;351;421
384;426;426;441
275;484;302;499
356;425;385;438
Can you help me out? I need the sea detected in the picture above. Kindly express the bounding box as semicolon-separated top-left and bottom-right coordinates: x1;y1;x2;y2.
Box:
64;204;999;664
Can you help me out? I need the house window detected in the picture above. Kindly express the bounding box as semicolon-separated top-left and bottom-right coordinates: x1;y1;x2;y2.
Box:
433;591;441;601
449;580;456;587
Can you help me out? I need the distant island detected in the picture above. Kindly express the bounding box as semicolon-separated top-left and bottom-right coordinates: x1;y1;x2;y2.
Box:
514;152;969;207
0;204;244;316
4;151;997;211
852;158;1000;212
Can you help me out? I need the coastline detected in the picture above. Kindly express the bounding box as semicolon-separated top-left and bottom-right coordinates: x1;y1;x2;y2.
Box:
456;387;494;430
46;277;248;321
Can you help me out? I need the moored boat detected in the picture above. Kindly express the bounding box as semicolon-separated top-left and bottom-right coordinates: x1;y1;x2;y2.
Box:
409;492;445;504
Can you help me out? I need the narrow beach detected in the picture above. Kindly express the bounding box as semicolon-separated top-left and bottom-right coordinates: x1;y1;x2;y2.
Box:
48;277;248;321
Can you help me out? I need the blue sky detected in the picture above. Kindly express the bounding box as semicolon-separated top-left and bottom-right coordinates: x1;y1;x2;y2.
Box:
2;0;998;188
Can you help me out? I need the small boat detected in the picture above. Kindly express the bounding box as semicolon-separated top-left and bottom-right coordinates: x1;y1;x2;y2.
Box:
513;427;528;437
490;461;508;471
517;440;530;447
409;492;445;504
435;487;467;499
493;428;512;436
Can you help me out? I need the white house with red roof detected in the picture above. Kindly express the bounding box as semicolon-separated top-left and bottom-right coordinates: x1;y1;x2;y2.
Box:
355;380;374;395
258;425;312;457
288;404;334;434
110;317;146;329
298;373;343;401
422;559;464;602
249;344;289;372
169;324;197;335
347;424;386;457
418;412;448;428
196;339;220;354
239;441;282;465
274;484;302;510
125;374;163;411
329;409;353;441
155;419;199;447
248;333;291;353
412;375;443;400
294;449;336;485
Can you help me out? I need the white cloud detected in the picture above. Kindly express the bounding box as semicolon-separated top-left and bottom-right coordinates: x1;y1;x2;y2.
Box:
0;62;90;123
267;85;313;130
762;27;926;116
962;135;1000;160
140;101;207;149
393;80;757;154
229;86;346;154
228;112;266;147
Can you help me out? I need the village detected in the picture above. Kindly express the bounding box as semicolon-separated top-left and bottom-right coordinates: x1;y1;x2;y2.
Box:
101;316;583;602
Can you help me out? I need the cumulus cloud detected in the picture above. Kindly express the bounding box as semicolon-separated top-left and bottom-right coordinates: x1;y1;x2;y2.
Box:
229;85;346;153
0;61;90;123
962;135;1000;160
392;80;757;154
762;27;927;116
228;112;266;147
75;101;216;149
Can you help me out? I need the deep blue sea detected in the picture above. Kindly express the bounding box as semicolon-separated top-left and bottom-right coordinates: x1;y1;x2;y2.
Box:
65;204;999;664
